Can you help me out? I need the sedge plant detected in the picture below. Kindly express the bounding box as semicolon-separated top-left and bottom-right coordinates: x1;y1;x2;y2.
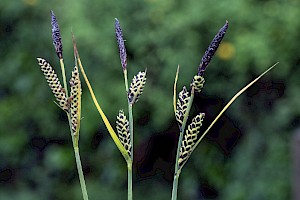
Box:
37;11;89;200
36;10;278;200
171;21;278;200
71;18;146;200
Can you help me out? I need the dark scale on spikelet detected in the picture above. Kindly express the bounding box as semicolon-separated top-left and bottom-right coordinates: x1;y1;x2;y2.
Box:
115;18;127;71
190;75;205;94
178;113;205;169
175;87;190;127
37;58;68;111
69;66;82;136
128;71;146;104
51;10;63;59
198;21;228;76
116;110;131;157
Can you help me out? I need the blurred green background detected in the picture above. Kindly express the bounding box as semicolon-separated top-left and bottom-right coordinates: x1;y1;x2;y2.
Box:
1;0;299;199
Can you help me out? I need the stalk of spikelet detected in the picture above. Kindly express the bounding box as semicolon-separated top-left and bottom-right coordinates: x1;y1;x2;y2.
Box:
116;110;131;157
37;58;68;111
69;65;82;136
175;87;190;128
128;70;147;104
178;113;205;169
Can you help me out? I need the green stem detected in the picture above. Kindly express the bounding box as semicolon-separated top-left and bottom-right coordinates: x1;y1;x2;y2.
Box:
59;59;88;199
127;161;133;200
124;70;133;160
58;59;74;146
172;88;195;200
124;69;129;93
59;59;69;96
74;147;89;200
171;171;180;200
124;69;133;199
127;103;134;200
128;103;133;160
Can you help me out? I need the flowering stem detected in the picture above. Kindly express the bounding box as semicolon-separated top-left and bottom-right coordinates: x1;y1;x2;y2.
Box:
59;59;69;95
171;171;180;200
74;147;89;200
124;69;133;199
128;104;134;160
127;161;133;200
59;58;89;200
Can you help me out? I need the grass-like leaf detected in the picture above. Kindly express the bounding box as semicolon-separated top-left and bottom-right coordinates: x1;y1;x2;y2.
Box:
173;65;180;115
179;62;279;170
72;33;131;162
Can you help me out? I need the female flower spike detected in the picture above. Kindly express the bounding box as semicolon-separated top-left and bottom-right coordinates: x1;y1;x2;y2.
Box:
115;18;127;70
69;66;82;136
198;21;228;76
128;71;147;104
51;10;63;59
178;113;205;169
37;58;68;111
175;87;190;128
190;75;205;94
116;110;131;157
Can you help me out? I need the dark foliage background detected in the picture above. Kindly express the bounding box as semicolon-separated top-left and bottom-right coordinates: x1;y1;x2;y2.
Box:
1;0;299;199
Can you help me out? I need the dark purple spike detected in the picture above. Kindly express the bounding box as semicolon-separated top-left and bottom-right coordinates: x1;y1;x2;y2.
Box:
51;10;63;59
198;21;228;76
115;18;127;70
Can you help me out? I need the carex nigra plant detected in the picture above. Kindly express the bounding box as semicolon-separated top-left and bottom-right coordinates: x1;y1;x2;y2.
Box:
37;10;278;200
71;18;146;200
171;21;278;200
37;11;88;200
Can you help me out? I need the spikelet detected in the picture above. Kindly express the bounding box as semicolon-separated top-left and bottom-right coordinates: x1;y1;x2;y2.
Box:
190;75;205;94
175;87;190;127
50;10;63;59
115;18;127;71
116;110;131;157
69;65;82;136
128;70;146;104
178;113;205;169
37;58;68;111
198;21;228;76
